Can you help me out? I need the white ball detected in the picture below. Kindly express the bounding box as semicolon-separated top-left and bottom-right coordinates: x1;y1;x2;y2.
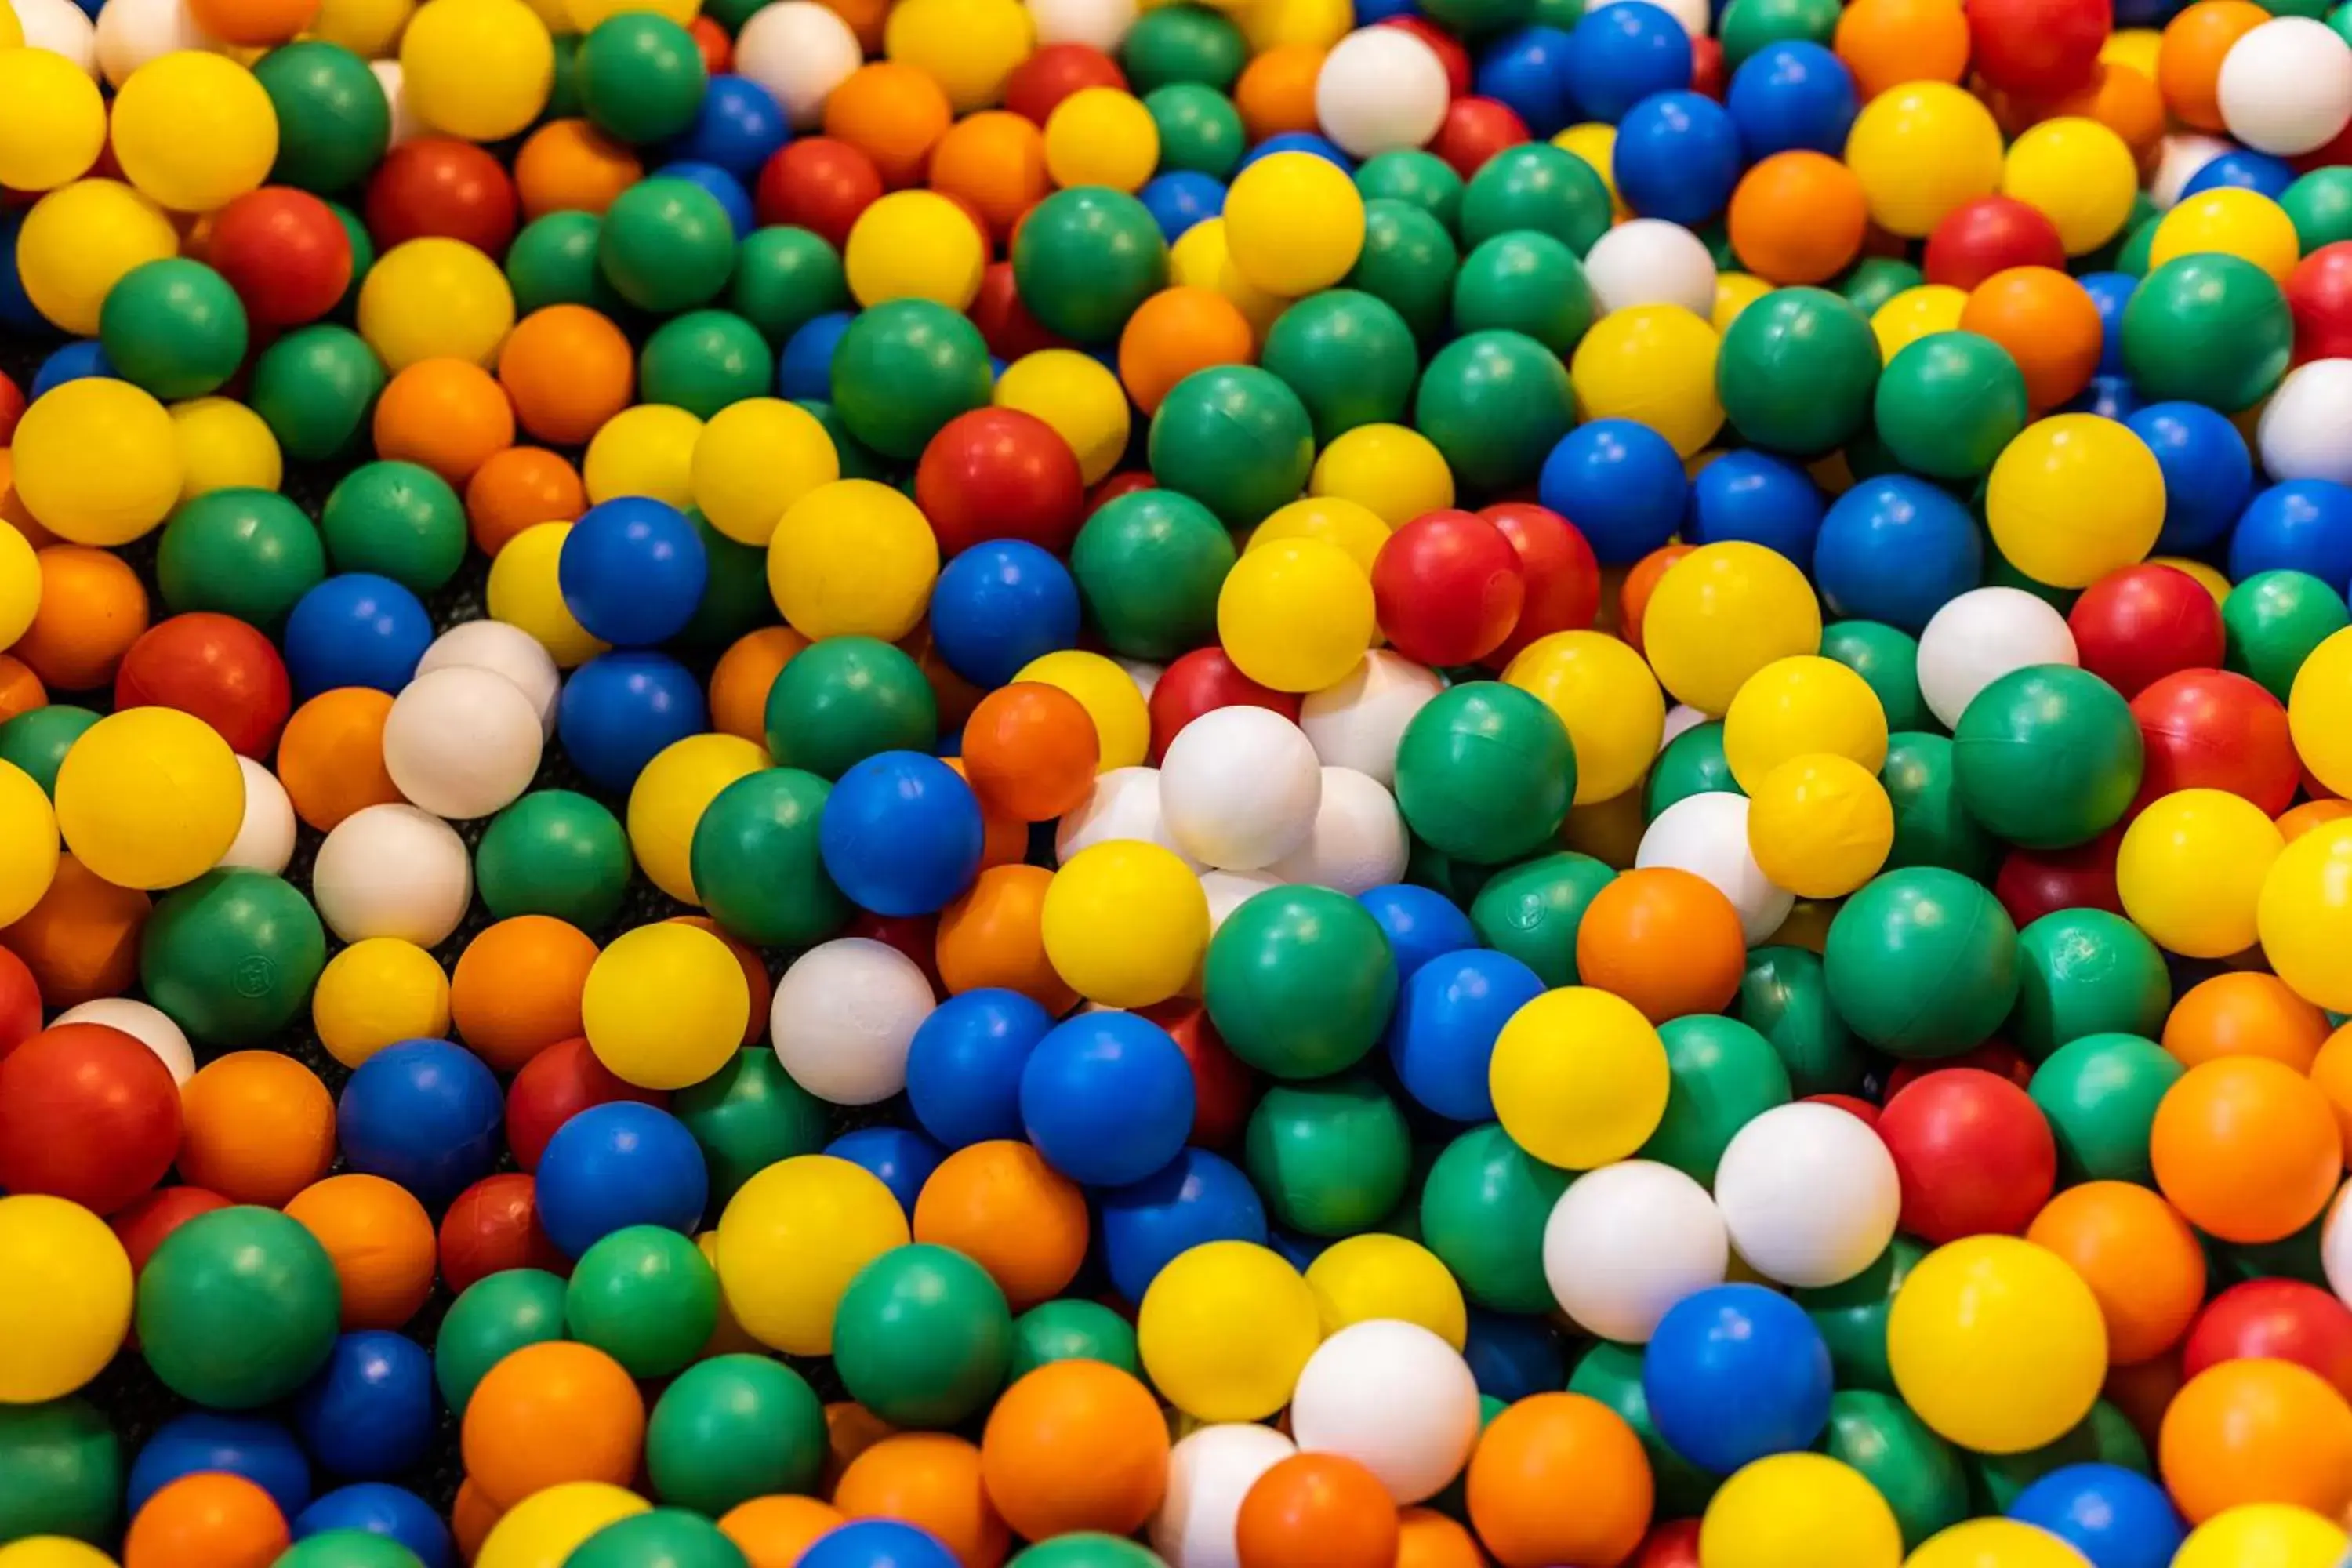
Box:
1661;702;1709;750
1582;218;1718;318
1299;650;1442;786
94;0;213;86
1200;869;1282;934
2258;359;2352;485
1267;767;1408;895
1588;0;1703;43
369;60;423;147
1288;1319;1482;1503
1916;587;2080;730
2151;133;2232;209
13;0;97;72
1152;1424;1298;1568
1055;766;1203;868
383;665;545;821
1636;791;1793;945
1542;1159;1729;1343
219;757;296;876
418;619;562;739
2219;17;2352;155
733;0;862;128
770;937;936;1105
55;998;194;1085
311;803;472;946
1160;707;1323;872
1316;27;1450;159
1026;0;1135;49
2324;1189;2352;1308
1117;659;1163;702
1713;1101;1902;1289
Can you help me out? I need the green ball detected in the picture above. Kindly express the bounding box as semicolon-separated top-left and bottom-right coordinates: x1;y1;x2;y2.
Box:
1205;886;1398;1077
833;1243;1014;1428
670;1047;830;1205
2224;568;2351;702
690;770;852;949
327;200;372;317
832;298;993;459
641;310;775;418
677;512;774;650
2282;167;2352;251
136;1207;340;1410
1394;681;1577;864
1871;331;2027;481
2211;1212;2332;1290
1414;328;1575;492
1718;286;1880;457
1824;867;2020;1058
1736;944;1867;1096
566;1225;719;1379
1969;1417;2104;1513
272;1530;426;1568
2120;254;2292;412
0;705;99;797
546;31;581;118
1419;0;1533;41
761;635;938;777
1243;1073;1412;1236
1011;187;1171;344
139;870;326;1047
1824;1390;1969;1550
797;398;891;481
0;1398;118;1546
647;1353;827;1515
1821;621;1926;733
1640;1014;1793;1184
1797;1236;1923;1394
1011;1535;1167;1568
1070;488;1236;658
1356;150;1465;230
1839;256;1924;318
600;178;736;314
476;789;634;928
100;259;249;401
1346;198;1461;343
1260;289;1421;442
508;212;618;314
252;41;390;195
1460;144;1612;254
1147;365;1316;528
1716;0;1839;64
249;325;384;461
1567;1342;1719;1516
1646;721;1739;821
2094;196;2161;278
2027;1032;2182;1184
1145;82;1246;176
1468;851;1617;987
1418;1123;1567;1312
155;489;328;633
731;226;849;343
1009;1298;1142;1380
1881;732;1999;880
577;13;709;143
434;1268;569;1415
1953;665;2143;849
2010;909;2169;1062
1121;4;1247;90
568;1509;748;1568
1451;231;1596;358
319;460;467;593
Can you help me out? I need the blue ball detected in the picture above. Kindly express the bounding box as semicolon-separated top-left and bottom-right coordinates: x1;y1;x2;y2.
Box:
800;1519;963;1568
1475;27;1581;138
2231;478;2352;592
282;574;433;699
2181;148;2296;201
560;496;710;648
667;75;790;181
1724;42;1857;157
1356;883;1478;982
32;339;113;396
820;750;986;916
1613;89;1742;224
650;160;758;238
1353;0;1416;22
824;1126;946;1216
1642;1283;1833;1475
929;539;1083;688
1237;132;1357;173
1098;1148;1269;1301
1814;475;1983;632
1682;449;1824;572
336;1039;503;1207
557;650;710;793
1565;2;1695;125
2008;1463;2186;1568
2127;402;2254;554
1268;1228;1328;1272
295;1485;455;1568
1020;1010;1197;1187
129;1414;311;1519
1387;947;1546;1123
779;310;854;400
2079;270;2136;377
906;988;1054;1149
535;1101;710;1258
1540;418;1690;563
1139;170;1227;243
0;213;45;335
1462;1308;1565;1402
289;1332;437;1480
2066;373;2141;423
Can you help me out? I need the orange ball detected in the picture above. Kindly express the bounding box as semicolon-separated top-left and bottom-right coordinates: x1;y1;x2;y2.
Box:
1728;152;1868;285
451;1479;502;1563
2159;0;2270;131
449;914;599;1072
2158;1358;2352;1523
460;1340;647;1508
125;1472;288;1568
514;120;644;220
1235;45;1327;140
1834;0;1971;100
498;305;637;447
1236;1453;1398;1568
2280;798;2352;842
929;111;1051;242
941;756;1031;872
833;1433;1009;1568
1465;1392;1653;1568
911;1140;1090;1309
0;655;45;724
176;1051;336;1206
960;682;1100;822
2150;1056;2344;1244
372;358;514;485
2023;1181;2206;1365
466;445;587;557
935;863;1077;1011
13;544;149;691
710;626;808;745
1958;266;2103;412
980;1360;1170;1541
2310;1022;2352;1152
2042;64;2167;172
274;687;402;831
2161;971;2330;1071
0;854;151;1007
1120;287;1258;416
186;0;314;42
1394;1507;1488;1568
720;1496;848;1568
1574;866;1745;1023
825;62;955;188
1617;543;1695;654
826;1400;901;1491
282;1173;438;1330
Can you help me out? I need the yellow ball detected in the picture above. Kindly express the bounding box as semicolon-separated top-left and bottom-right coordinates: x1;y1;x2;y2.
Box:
1871;285;1969;361
715;1155;911;1354
583;920;750;1090
1746;753;1894;899
1223;151;1367;297
0;1193;131;1404
1303;1234;1466;1348
1552;122;1622;212
994;349;1131;485
2256;818;2352;1013
310;0;415;55
1986;414;2165;590
0;1545;116;1568
1886;1235;2107;1454
2289;625;2352;798
1017;649;1150;768
0;524;40;654
885;0;1033;113
110;52;277;213
1489;986;1669;1169
358;236;517;372
2001;117;2137;256
845;190;988;308
1218;538;1376;693
1569;303;1724;458
2149;555;2231;605
626;733;768;905
0;48;106;193
1502;630;1665;804
473;1483;648;1568
2102;27;2161;77
1699;1454;1904;1568
1040;840;1209;1007
767;479;940;641
2150;187;2302;284
1904;1519;2091;1568
12;379;184;547
0;2;21;43
1042;86;1160;193
1169;216;1287;343
1308;423;1454;528
691;398;840;546
2172;1505;2349;1568
170;397;284;501
53;707;245;891
1234;0;1348;49
1249;496;1392;575
1642;541;1824;715
487;522;609;667
1843;82;2005;238
568;0;693;24
400;0;555;143
1723;654;1889;793
2116;788;2283;959
1712;271;1774;335
583;404;702;508
14;179;178;337
312;937;453;1069
1137;1240;1323;1421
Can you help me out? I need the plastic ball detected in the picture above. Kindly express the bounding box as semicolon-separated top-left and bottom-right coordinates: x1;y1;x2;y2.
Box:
1843;82;2004;238
1540;1158;1726;1342
2121;254;2292;414
820;750;983;917
1315;26;1448;158
1824;866;2019;1057
1223;150;1365;296
1138;1240;1322;1422
1886;1235;2108;1454
2217;16;2352;154
769;937;935;1106
1287;1320;1479;1504
1465;1391;1657;1568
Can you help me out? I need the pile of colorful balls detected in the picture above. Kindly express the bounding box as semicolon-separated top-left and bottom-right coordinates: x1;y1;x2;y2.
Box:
9;0;2352;1561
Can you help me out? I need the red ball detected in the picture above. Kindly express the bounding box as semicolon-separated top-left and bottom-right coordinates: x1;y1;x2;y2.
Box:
1993;828;2124;928
914;408;1087;557
968;260;1068;361
1882;1040;2034;1101
0;369;25;445
846;912;945;992
113;612;295;759
2067;563;2225;700
111;1186;233;1277
1922;197;2068;290
2180;1279;2352;1399
2288;242;2352;364
1479;502;1601;666
504;1036;669;1172
689;14;731;74
1965;0;2107;97
1141;999;1257;1149
1378;15;1472;96
1088;470;1156;514
0;946;39;1061
1429;97;1530;180
0;1022;182;1215
1804;1093;1881;1128
754;137;884;249
1690;34;1725;100
1148;647;1305;764
1875;1068;2056;1243
1373;510;1526;666
2129;667;2299;813
1635;1519;1701;1568
1004;43;1128;125
362;138;520;257
440;1172;567;1293
203;187;356;329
